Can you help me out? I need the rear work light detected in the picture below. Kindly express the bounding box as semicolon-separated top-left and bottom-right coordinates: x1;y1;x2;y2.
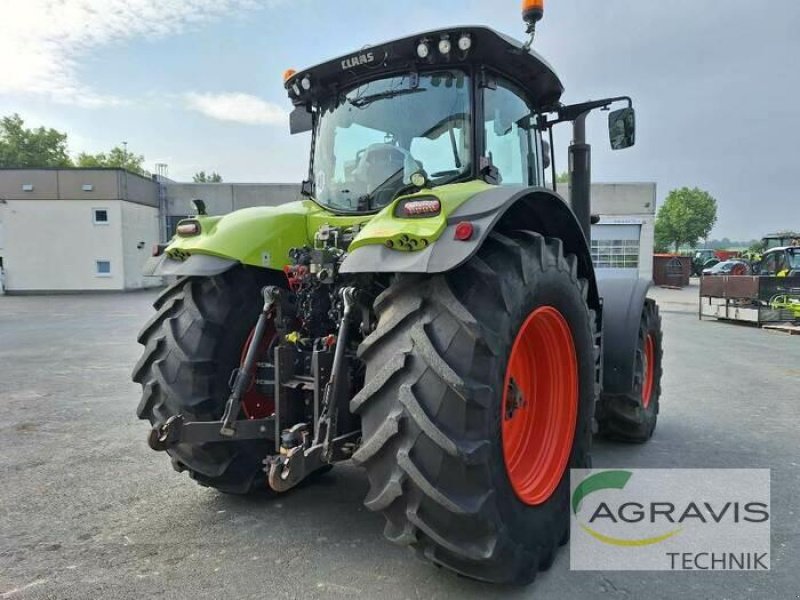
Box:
398;198;441;217
176;221;201;236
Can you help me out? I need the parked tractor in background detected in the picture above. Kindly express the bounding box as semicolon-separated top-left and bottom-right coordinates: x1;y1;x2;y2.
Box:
693;248;718;276
762;232;800;250
753;246;800;277
133;1;664;584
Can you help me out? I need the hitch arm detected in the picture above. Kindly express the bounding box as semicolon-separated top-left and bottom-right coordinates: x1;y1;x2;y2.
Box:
148;415;275;451
220;286;282;437
315;287;358;460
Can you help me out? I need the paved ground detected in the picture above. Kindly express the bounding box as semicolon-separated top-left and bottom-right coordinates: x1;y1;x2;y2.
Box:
1;287;798;599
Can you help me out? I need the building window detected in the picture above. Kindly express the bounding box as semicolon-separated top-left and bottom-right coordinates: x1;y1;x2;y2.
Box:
93;208;109;224
82;184;94;191
95;260;112;277
22;183;34;191
591;239;640;269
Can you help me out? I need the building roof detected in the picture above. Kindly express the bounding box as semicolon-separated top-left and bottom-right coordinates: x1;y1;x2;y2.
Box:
0;168;158;207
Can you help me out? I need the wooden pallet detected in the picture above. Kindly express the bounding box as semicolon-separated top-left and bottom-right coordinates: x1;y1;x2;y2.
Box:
762;324;800;335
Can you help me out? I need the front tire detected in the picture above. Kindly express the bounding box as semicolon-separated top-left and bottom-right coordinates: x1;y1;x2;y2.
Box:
351;231;598;584
597;299;663;442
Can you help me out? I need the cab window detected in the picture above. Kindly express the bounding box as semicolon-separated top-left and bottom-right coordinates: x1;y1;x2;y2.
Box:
774;252;788;274
483;79;540;186
760;253;778;275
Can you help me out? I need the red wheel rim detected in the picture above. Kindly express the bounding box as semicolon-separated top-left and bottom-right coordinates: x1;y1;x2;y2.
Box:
501;306;578;506
642;333;655;409
239;326;277;419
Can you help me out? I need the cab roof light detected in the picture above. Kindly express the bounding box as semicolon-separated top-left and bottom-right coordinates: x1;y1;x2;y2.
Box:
416;39;431;60
522;0;544;26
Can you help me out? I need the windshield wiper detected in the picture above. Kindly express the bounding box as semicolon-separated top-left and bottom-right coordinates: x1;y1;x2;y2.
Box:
348;87;426;109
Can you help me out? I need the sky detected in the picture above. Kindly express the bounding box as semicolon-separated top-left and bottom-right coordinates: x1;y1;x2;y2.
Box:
0;0;798;239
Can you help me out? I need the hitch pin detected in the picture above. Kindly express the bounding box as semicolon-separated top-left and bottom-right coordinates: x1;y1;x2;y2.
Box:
220;286;281;437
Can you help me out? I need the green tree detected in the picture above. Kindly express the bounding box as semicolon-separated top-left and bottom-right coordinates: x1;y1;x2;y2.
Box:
654;187;718;253
0;113;72;167
193;170;223;183
556;171;570;183
77;145;148;176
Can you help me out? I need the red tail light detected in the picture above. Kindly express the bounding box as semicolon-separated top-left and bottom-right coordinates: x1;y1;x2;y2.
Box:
454;221;474;241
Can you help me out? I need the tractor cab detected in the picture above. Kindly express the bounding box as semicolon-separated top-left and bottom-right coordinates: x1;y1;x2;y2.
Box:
754;246;800;277
284;27;563;213
283;25;633;220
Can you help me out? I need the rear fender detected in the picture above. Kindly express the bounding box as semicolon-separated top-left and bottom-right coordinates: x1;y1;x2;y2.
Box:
341;185;600;309
143;253;239;278
161;204;310;271
596;276;652;395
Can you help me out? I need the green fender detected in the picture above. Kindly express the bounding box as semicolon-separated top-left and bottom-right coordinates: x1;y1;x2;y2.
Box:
151;200;370;275
341;184;600;309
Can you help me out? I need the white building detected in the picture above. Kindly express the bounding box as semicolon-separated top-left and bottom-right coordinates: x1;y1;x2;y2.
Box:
559;182;657;281
0;168;162;293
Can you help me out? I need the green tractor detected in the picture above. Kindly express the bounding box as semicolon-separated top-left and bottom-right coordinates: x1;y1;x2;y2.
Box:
133;2;664;584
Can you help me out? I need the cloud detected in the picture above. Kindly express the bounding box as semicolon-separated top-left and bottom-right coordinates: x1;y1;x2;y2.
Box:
0;0;268;107
185;92;286;125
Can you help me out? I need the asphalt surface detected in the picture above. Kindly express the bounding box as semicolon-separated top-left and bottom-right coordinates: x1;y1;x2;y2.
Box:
1;286;798;599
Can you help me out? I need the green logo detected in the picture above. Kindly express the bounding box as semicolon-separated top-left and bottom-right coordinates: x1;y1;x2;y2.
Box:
572;470;681;547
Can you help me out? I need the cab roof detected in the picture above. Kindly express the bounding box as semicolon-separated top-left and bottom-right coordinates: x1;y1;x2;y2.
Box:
285;26;564;109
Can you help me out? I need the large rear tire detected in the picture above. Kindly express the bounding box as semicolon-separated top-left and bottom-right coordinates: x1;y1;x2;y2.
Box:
132;267;281;494
351;231;598;584
597;299;663;442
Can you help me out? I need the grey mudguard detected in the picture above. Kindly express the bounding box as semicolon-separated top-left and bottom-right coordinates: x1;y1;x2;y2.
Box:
596;275;652;395
143;253;238;277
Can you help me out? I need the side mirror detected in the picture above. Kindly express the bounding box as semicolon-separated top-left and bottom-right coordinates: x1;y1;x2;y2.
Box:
608;107;636;150
289;106;313;135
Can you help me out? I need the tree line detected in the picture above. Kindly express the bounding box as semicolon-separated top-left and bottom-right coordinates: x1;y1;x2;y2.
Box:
0;113;221;182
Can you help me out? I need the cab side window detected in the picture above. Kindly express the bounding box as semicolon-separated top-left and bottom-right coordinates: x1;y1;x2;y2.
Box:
483;80;540;186
760;253;777;275
774;252;788;274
